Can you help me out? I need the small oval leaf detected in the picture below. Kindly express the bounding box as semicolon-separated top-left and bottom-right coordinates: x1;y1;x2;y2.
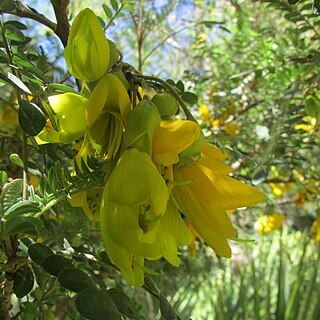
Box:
58;268;96;292
181;91;198;105
13;264;34;298
19;100;46;136
28;243;54;266
108;288;140;319
159;293;178;320
43;255;73;277
4;24;26;42
75;289;121;320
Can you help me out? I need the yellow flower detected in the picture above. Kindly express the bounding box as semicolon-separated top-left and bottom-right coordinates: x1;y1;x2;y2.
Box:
64;8;110;81
86;73;131;158
100;149;192;285
198;104;210;121
255;214;285;235
269;182;294;198
37;93;88;143
311;216;320;242
173;143;265;257
152;120;201;166
211;119;221;129
294;116;317;132
151;119;264;258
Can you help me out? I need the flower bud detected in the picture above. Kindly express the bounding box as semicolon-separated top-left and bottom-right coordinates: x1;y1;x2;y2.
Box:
151;92;179;118
64;8;109;81
124;99;161;155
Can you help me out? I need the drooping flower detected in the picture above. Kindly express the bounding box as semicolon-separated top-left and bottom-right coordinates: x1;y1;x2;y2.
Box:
100;148;192;285
254;213;285;235
86;73;131;158
64;8;110;81
173;143;265;257
37;93;88;143
150;118;264;257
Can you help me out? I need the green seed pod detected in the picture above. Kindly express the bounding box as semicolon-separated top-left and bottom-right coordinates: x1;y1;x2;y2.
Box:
151;92;179;118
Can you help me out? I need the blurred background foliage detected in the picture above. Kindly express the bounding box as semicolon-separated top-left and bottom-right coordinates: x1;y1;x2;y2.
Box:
0;0;319;319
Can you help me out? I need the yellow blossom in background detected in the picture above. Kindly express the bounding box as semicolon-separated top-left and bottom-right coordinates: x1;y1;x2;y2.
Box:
269;182;294;198
224;123;241;138
211;119;221;129
310;216;320;242
198;104;210;121
255;214;285;235
294;116;317;132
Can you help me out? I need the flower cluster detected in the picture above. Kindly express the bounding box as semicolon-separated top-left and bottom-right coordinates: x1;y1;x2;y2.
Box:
37;8;265;286
254;213;285;235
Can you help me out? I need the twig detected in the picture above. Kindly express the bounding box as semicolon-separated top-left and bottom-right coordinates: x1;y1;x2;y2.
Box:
50;0;70;47
0;0;70;47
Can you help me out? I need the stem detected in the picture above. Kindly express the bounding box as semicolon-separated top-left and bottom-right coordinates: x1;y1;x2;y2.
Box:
136;75;197;122
0;17;28;199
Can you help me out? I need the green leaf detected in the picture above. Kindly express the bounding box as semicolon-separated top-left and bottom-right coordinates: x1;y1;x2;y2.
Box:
7;72;32;94
176;80;185;93
110;0;119;11
58;268;96;292
0;179;23;211
144;277;160;295
159;293;177;320
305;95;320;119
4;216;43;236
0;170;8;188
103;3;113;18
181;91;198;105
75;289;121;320
4;24;26;43
108;288;140;319
9;153;24;168
4;200;42;220
0;0;16;11
28;243;54;266
4;21;27;30
13;264;34;298
19;100;46;136
43;255;74;277
122;4;135;11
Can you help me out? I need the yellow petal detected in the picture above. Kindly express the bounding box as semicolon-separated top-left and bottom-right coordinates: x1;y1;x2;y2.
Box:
106;148;168;213
86;73;131;126
153;120;201;166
